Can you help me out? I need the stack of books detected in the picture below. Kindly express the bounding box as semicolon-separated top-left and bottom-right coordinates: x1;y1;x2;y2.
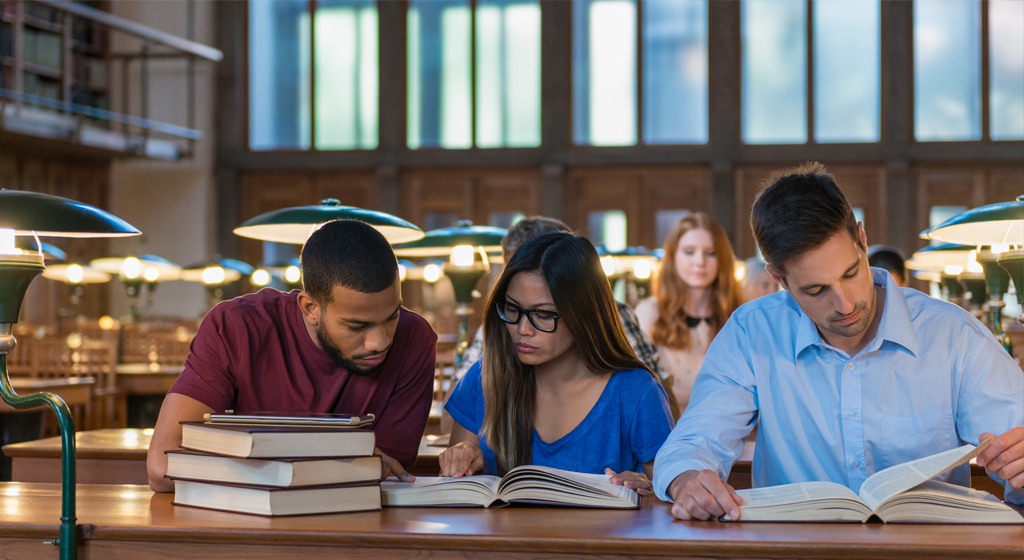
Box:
167;419;382;517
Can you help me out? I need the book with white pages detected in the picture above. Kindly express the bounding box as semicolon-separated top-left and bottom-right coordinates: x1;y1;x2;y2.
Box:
381;465;640;509
724;440;1023;524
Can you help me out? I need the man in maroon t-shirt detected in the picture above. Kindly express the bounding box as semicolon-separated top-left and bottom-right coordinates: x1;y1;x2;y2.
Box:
147;220;437;492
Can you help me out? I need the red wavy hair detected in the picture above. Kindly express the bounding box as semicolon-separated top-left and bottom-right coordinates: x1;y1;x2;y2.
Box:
651;212;744;350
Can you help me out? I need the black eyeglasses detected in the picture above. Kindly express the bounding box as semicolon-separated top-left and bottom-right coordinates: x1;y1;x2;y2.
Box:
495;300;560;333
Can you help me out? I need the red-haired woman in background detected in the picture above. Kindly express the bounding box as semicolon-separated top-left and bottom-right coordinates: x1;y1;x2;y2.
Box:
636;213;744;414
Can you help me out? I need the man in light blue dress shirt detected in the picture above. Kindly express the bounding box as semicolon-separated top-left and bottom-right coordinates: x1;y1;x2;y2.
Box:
654;163;1024;520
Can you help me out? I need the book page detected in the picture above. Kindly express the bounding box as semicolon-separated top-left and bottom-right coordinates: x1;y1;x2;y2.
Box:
859;441;990;511
876;480;1024;524
498;465;637;506
380;475;502;507
735;481;862;508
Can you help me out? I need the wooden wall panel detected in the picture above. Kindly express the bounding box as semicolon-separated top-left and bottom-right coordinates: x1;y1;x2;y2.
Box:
400;168;542;230
734;164;887;260
566;166;712;250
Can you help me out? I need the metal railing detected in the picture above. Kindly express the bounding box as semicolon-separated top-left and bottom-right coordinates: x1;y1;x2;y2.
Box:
0;0;221;159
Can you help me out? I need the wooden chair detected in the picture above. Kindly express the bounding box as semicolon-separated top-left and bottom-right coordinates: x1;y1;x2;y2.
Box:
73;340;121;429
28;337;91;432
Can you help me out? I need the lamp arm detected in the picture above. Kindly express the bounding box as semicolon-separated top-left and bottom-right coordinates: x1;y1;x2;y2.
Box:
0;329;77;560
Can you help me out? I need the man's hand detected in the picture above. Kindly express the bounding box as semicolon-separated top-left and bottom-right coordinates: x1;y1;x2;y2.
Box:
377;447;415;483
438;441;483;478
667;469;743;521
976;428;1024;488
605;468;653;496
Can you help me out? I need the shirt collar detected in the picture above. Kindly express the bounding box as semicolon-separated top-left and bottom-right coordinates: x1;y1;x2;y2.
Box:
793;267;918;359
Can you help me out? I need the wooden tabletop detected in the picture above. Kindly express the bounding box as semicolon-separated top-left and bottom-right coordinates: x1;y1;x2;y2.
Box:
2;428;152;459
114;363;184;375
0;483;1019;560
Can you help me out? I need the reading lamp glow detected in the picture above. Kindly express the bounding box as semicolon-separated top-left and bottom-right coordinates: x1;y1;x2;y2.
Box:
634;259;652;280
66;264;84;284
601;256;616;277
251;269;271;287
422;264;442;283
0;189;140;560
284;265;302;284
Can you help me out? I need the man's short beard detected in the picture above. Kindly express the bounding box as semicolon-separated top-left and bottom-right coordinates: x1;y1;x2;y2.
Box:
316;321;384;377
822;289;874;339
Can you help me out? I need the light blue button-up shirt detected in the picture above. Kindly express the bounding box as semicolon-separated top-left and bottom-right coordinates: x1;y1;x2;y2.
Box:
653;268;1024;505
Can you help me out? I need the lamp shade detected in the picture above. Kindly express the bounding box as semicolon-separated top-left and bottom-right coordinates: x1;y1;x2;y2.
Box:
90;255;183;281
392;222;506;257
921;196;1024;246
181;258;252;284
0;190;140;237
42;264;111;284
906;244;976;273
234;198;424;245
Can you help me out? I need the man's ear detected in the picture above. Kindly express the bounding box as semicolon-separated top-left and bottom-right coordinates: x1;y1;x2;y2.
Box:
296;292;322;325
857;221;868;249
766;264;787;290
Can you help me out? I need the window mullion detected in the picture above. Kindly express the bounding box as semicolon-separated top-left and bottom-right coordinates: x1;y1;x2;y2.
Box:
636;0;644;146
470;0;478;148
309;0;318;151
980;0;990;141
806;0;814;144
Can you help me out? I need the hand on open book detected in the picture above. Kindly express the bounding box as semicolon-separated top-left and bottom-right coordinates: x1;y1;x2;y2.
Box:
439;441;484;478
976;428;1024;489
605;468;652;496
667;469;743;521
377;447;415;483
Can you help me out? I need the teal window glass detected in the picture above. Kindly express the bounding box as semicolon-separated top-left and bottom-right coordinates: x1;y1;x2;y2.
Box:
408;0;472;149
642;0;708;144
249;0;311;150
314;0;378;150
573;0;638;146
476;0;541;148
813;0;880;143
990;0;1024;140
588;210;628;252
914;0;982;141
742;0;807;144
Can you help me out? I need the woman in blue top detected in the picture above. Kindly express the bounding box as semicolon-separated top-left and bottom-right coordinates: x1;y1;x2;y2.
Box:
441;232;674;494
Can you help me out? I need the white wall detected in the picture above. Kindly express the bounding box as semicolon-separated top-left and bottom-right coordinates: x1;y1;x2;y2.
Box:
106;0;218;319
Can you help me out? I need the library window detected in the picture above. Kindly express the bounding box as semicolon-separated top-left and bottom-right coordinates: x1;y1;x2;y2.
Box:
407;0;541;149
248;0;379;151
741;0;881;145
913;0;981;141
573;0;709;146
989;0;1024;140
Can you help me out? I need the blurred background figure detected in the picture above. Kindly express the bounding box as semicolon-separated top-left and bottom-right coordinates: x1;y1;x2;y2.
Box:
868;245;908;288
740;257;778;301
636;213;743;413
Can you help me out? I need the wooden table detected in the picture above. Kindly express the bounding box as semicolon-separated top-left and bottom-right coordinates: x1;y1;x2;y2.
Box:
114;363;182;395
3;428;151;484
0;483;1019;560
0;376;94;413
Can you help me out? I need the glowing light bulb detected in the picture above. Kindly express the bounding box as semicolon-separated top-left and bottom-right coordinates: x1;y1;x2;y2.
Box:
423;264;442;283
143;267;159;282
967;251;983;273
202;266;225;285
600;256;616;277
992;244;1010;254
98;316;115;330
284;265;301;284
734;262;746;282
398;263;407;282
66;264;84;283
65;333;83;349
122;257;141;279
450;245;475;267
945;265;964;275
634;260;652;280
0;228;21;255
251;269;271;286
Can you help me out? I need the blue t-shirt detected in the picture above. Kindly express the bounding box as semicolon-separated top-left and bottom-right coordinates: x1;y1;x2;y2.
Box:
444;361;674;476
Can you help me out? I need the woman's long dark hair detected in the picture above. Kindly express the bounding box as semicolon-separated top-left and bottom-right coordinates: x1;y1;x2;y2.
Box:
480;232;652;475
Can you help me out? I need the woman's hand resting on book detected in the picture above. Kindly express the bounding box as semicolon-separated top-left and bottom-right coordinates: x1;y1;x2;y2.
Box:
605;468;653;496
439;442;484;478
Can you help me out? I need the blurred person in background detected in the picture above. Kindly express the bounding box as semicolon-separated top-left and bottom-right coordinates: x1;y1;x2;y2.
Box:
636;213;744;413
867;245;908;288
740;257;778;301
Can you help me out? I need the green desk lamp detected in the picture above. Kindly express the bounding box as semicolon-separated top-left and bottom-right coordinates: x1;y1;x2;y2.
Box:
0;190;140;560
182;257;252;310
998;249;1023;324
42;264;112;319
394;222;506;368
234;198;424;245
907;244;977;307
90;255;182;320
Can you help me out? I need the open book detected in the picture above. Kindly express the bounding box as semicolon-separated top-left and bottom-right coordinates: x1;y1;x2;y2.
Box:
381;465;640;509
726;441;1023;524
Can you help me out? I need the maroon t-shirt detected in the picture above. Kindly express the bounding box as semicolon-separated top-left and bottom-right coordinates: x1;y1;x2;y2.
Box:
169;289;437;467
